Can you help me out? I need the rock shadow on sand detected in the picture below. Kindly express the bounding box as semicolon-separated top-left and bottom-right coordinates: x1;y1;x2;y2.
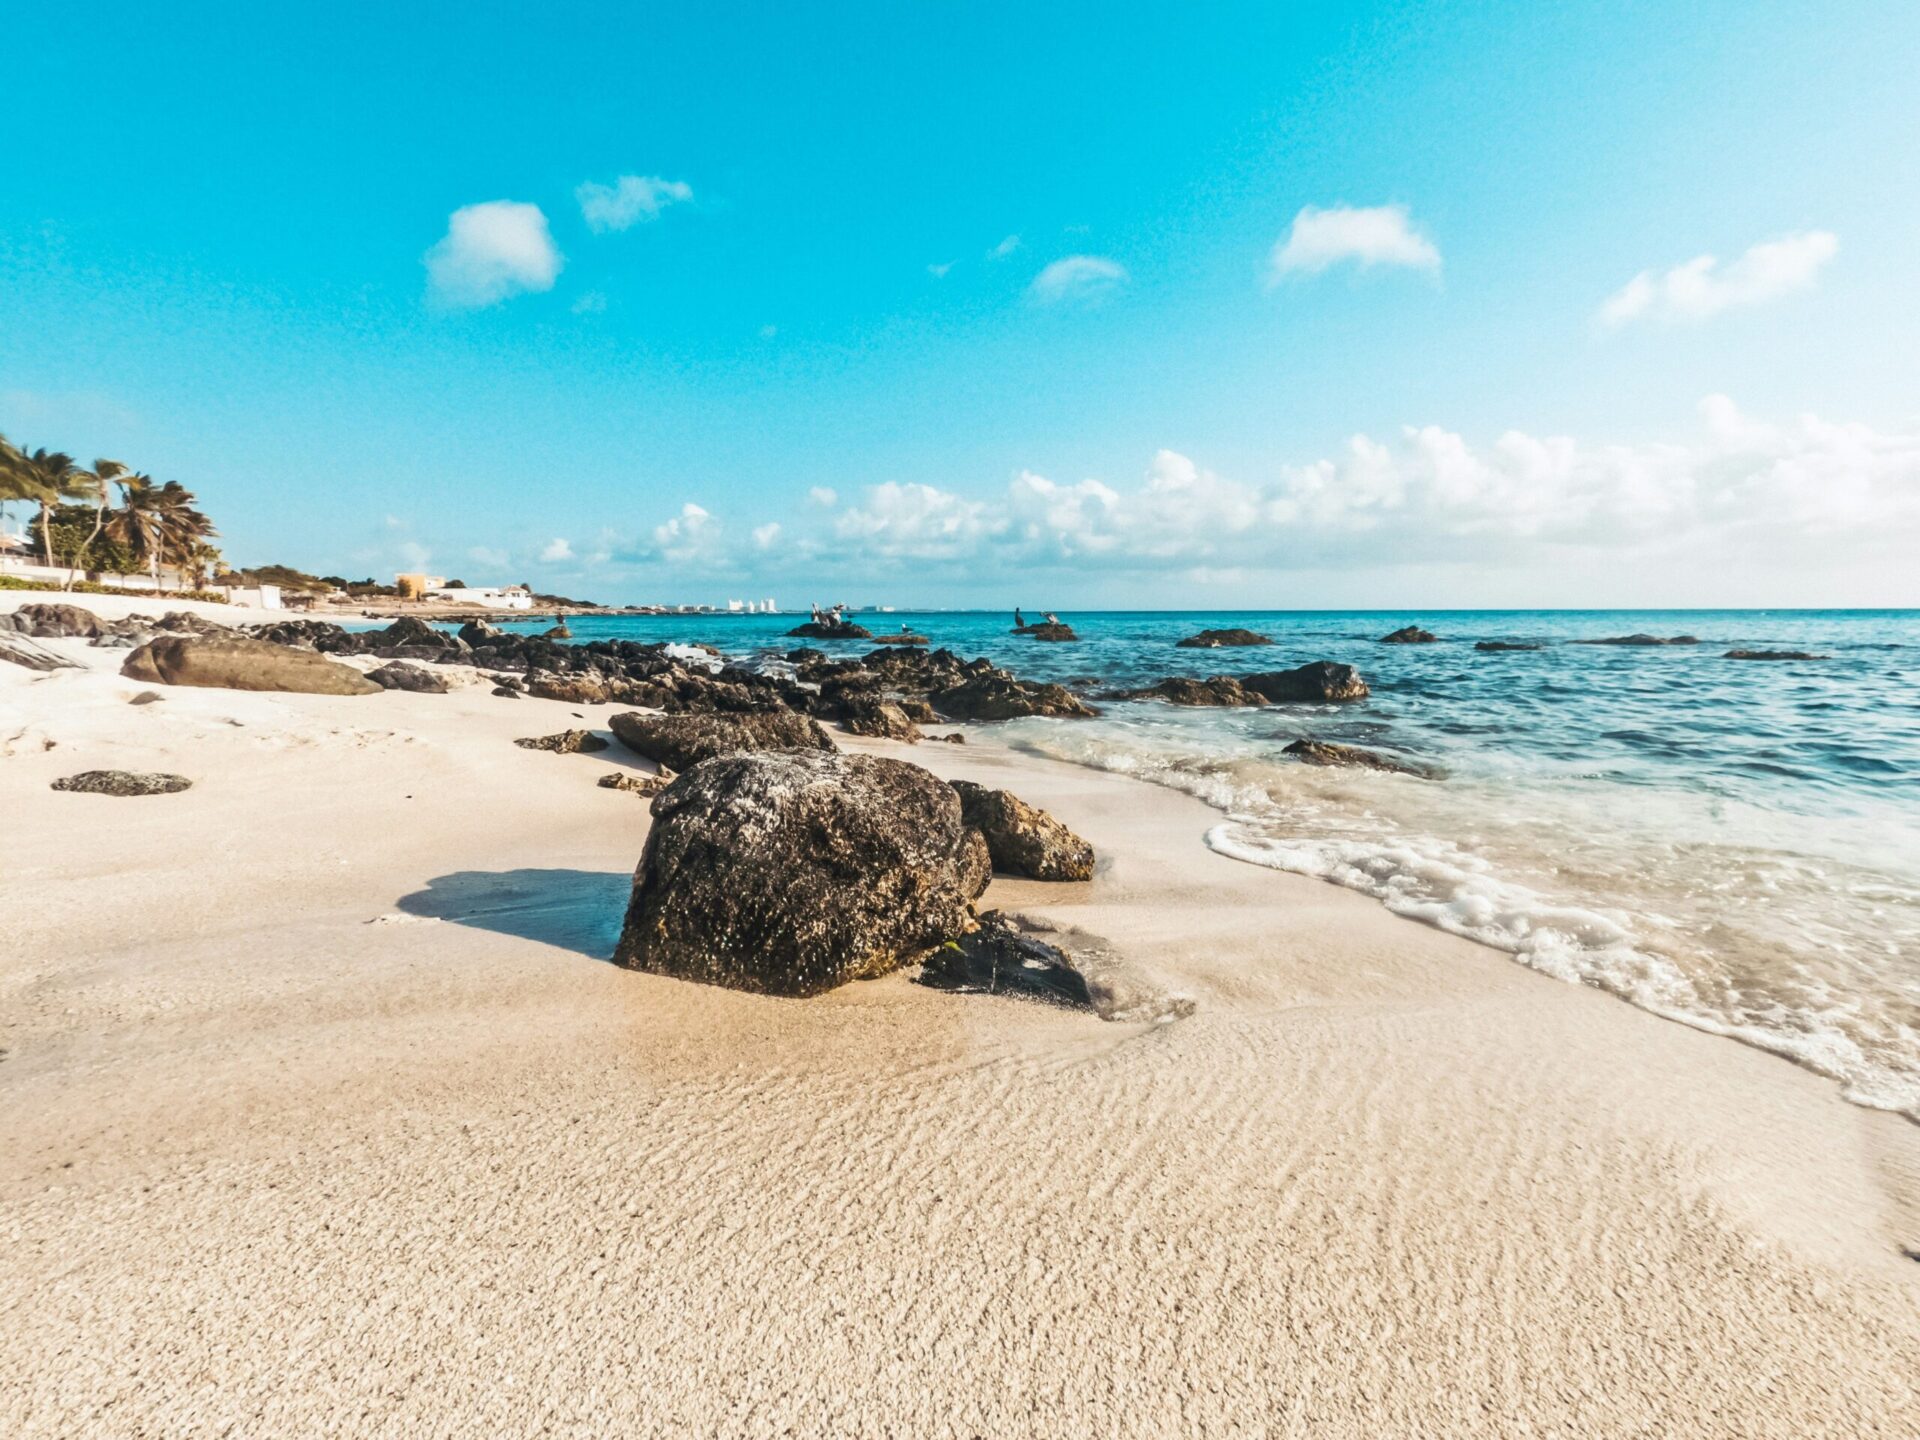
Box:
395;869;629;960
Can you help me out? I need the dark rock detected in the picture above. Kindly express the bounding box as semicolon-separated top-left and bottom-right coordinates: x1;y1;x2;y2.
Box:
613;750;991;997
931;672;1098;721
1574;635;1700;647
542;623;573;640
459;619;506;648
1475;640;1545;652
491;686;523;699
1379;625;1438;644
0;634;81;671
51;769;192;796
128;690;164;705
598;770;672;796
1176;628;1271;648
121;635;381;696
841;699;922;743
251;618;354;650
895;697;939;724
525;671;613;705
786;619;874;641
1027;623;1079;642
1121;676;1264;707
9;603;103;639
368;661;451;693
1284;738;1434;777
869;632;929;646
952;779;1095;881
914;911;1094;1010
608;709;835;772
784;647;827;665
1724;649;1829;661
935;733;966;744
515;729;611;754
1241;661;1369;704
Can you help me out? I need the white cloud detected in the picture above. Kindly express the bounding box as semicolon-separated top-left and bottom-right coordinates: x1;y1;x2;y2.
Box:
1269;204;1440;278
539;538;574;563
1030;254;1128;303
424;201;562;308
576;174;693;233
467;546;510;568
816;398;1920;574
987;234;1021;260
1599;230;1838;327
927;261;953;278
650;502;718;563
834;482;1007;560
807;486;838;508
752;522;782;550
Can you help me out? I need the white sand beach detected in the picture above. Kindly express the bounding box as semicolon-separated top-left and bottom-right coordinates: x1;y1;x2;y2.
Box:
3;595;1918;1437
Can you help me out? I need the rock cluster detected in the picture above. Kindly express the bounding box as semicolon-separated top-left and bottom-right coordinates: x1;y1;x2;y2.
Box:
1574;634;1700;647
1117;676;1264;707
614;750;991;997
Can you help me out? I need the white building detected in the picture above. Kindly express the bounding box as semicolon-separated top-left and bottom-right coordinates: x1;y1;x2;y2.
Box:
427;584;534;610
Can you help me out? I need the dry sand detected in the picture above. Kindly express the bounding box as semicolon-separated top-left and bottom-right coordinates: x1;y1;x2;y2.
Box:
3;594;1918;1436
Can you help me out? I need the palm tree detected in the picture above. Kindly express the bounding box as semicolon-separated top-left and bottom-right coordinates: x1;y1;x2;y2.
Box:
63;459;129;589
0;444;89;566
105;475;216;589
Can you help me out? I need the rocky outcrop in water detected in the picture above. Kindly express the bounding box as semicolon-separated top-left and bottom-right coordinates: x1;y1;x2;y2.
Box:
614;750;990;996
1240;662;1369;703
931;672;1099;721
1118;676;1264;707
1284;738;1433;777
1379;625;1438;644
1022;623;1079;642
122;635;381;695
51;770;193;796
1475;640;1545;652
1724;649;1828;661
951;779;1095;880
608;709;835;772
1574;635;1699;647
1176;628;1271;648
787;619;874;641
869;632;929;646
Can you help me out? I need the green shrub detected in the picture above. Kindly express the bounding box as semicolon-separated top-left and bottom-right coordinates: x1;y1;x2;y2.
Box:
0;574;228;603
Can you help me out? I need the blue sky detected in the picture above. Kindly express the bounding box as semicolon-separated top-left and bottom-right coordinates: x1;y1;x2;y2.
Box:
5;0;1918;607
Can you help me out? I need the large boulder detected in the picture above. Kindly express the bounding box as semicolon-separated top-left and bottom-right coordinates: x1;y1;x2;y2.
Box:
1379;625;1438;644
1176;628;1271;648
1121;676;1264;707
614;750;991;996
931;672;1098;721
1240;661;1369;704
121;635;381;695
952;779;1095;881
608;709;835;772
367;661;450;693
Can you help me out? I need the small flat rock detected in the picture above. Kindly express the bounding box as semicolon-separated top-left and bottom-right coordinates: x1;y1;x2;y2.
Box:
128;691;165;705
51;770;193;797
1475;640;1545;652
516;729;610;754
1724;649;1828;661
1176;628;1272;648
1379;625;1438;644
368;660;451;693
1574;634;1700;647
599;771;672;796
1284;738;1434;777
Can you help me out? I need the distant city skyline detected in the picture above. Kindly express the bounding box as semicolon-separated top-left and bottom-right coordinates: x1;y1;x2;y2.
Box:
4;0;1917;607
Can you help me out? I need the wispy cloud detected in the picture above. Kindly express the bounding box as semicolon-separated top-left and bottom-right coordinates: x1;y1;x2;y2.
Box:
752;522;781;550
1269;204;1440;278
539;537;574;562
571;291;607;315
927;261;953;278
576;174;693;233
1599;231;1838;327
424;201;562;309
986;234;1021;260
807;486;838;508
1029;254;1128;303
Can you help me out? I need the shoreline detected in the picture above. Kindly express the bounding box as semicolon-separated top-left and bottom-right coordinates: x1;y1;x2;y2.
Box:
4;592;1918;1433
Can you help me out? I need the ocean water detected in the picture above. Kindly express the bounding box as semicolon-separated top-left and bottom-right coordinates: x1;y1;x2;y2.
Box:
530;608;1920;1119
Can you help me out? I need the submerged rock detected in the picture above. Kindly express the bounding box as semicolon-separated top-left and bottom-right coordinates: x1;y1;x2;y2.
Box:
931;672;1098;721
1379;625;1438;644
1283;738;1433;777
1240;661;1369;704
952;779;1095;881
614;750;990;996
515;729;610;754
1176;628;1271;648
121;635;381;696
869;632;929;646
51;769;192;796
608;708;835;772
1724;649;1829;661
914;911;1095;1010
1574;634;1700;646
1474;640;1546;652
1121;676;1264;707
367;660;450;693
